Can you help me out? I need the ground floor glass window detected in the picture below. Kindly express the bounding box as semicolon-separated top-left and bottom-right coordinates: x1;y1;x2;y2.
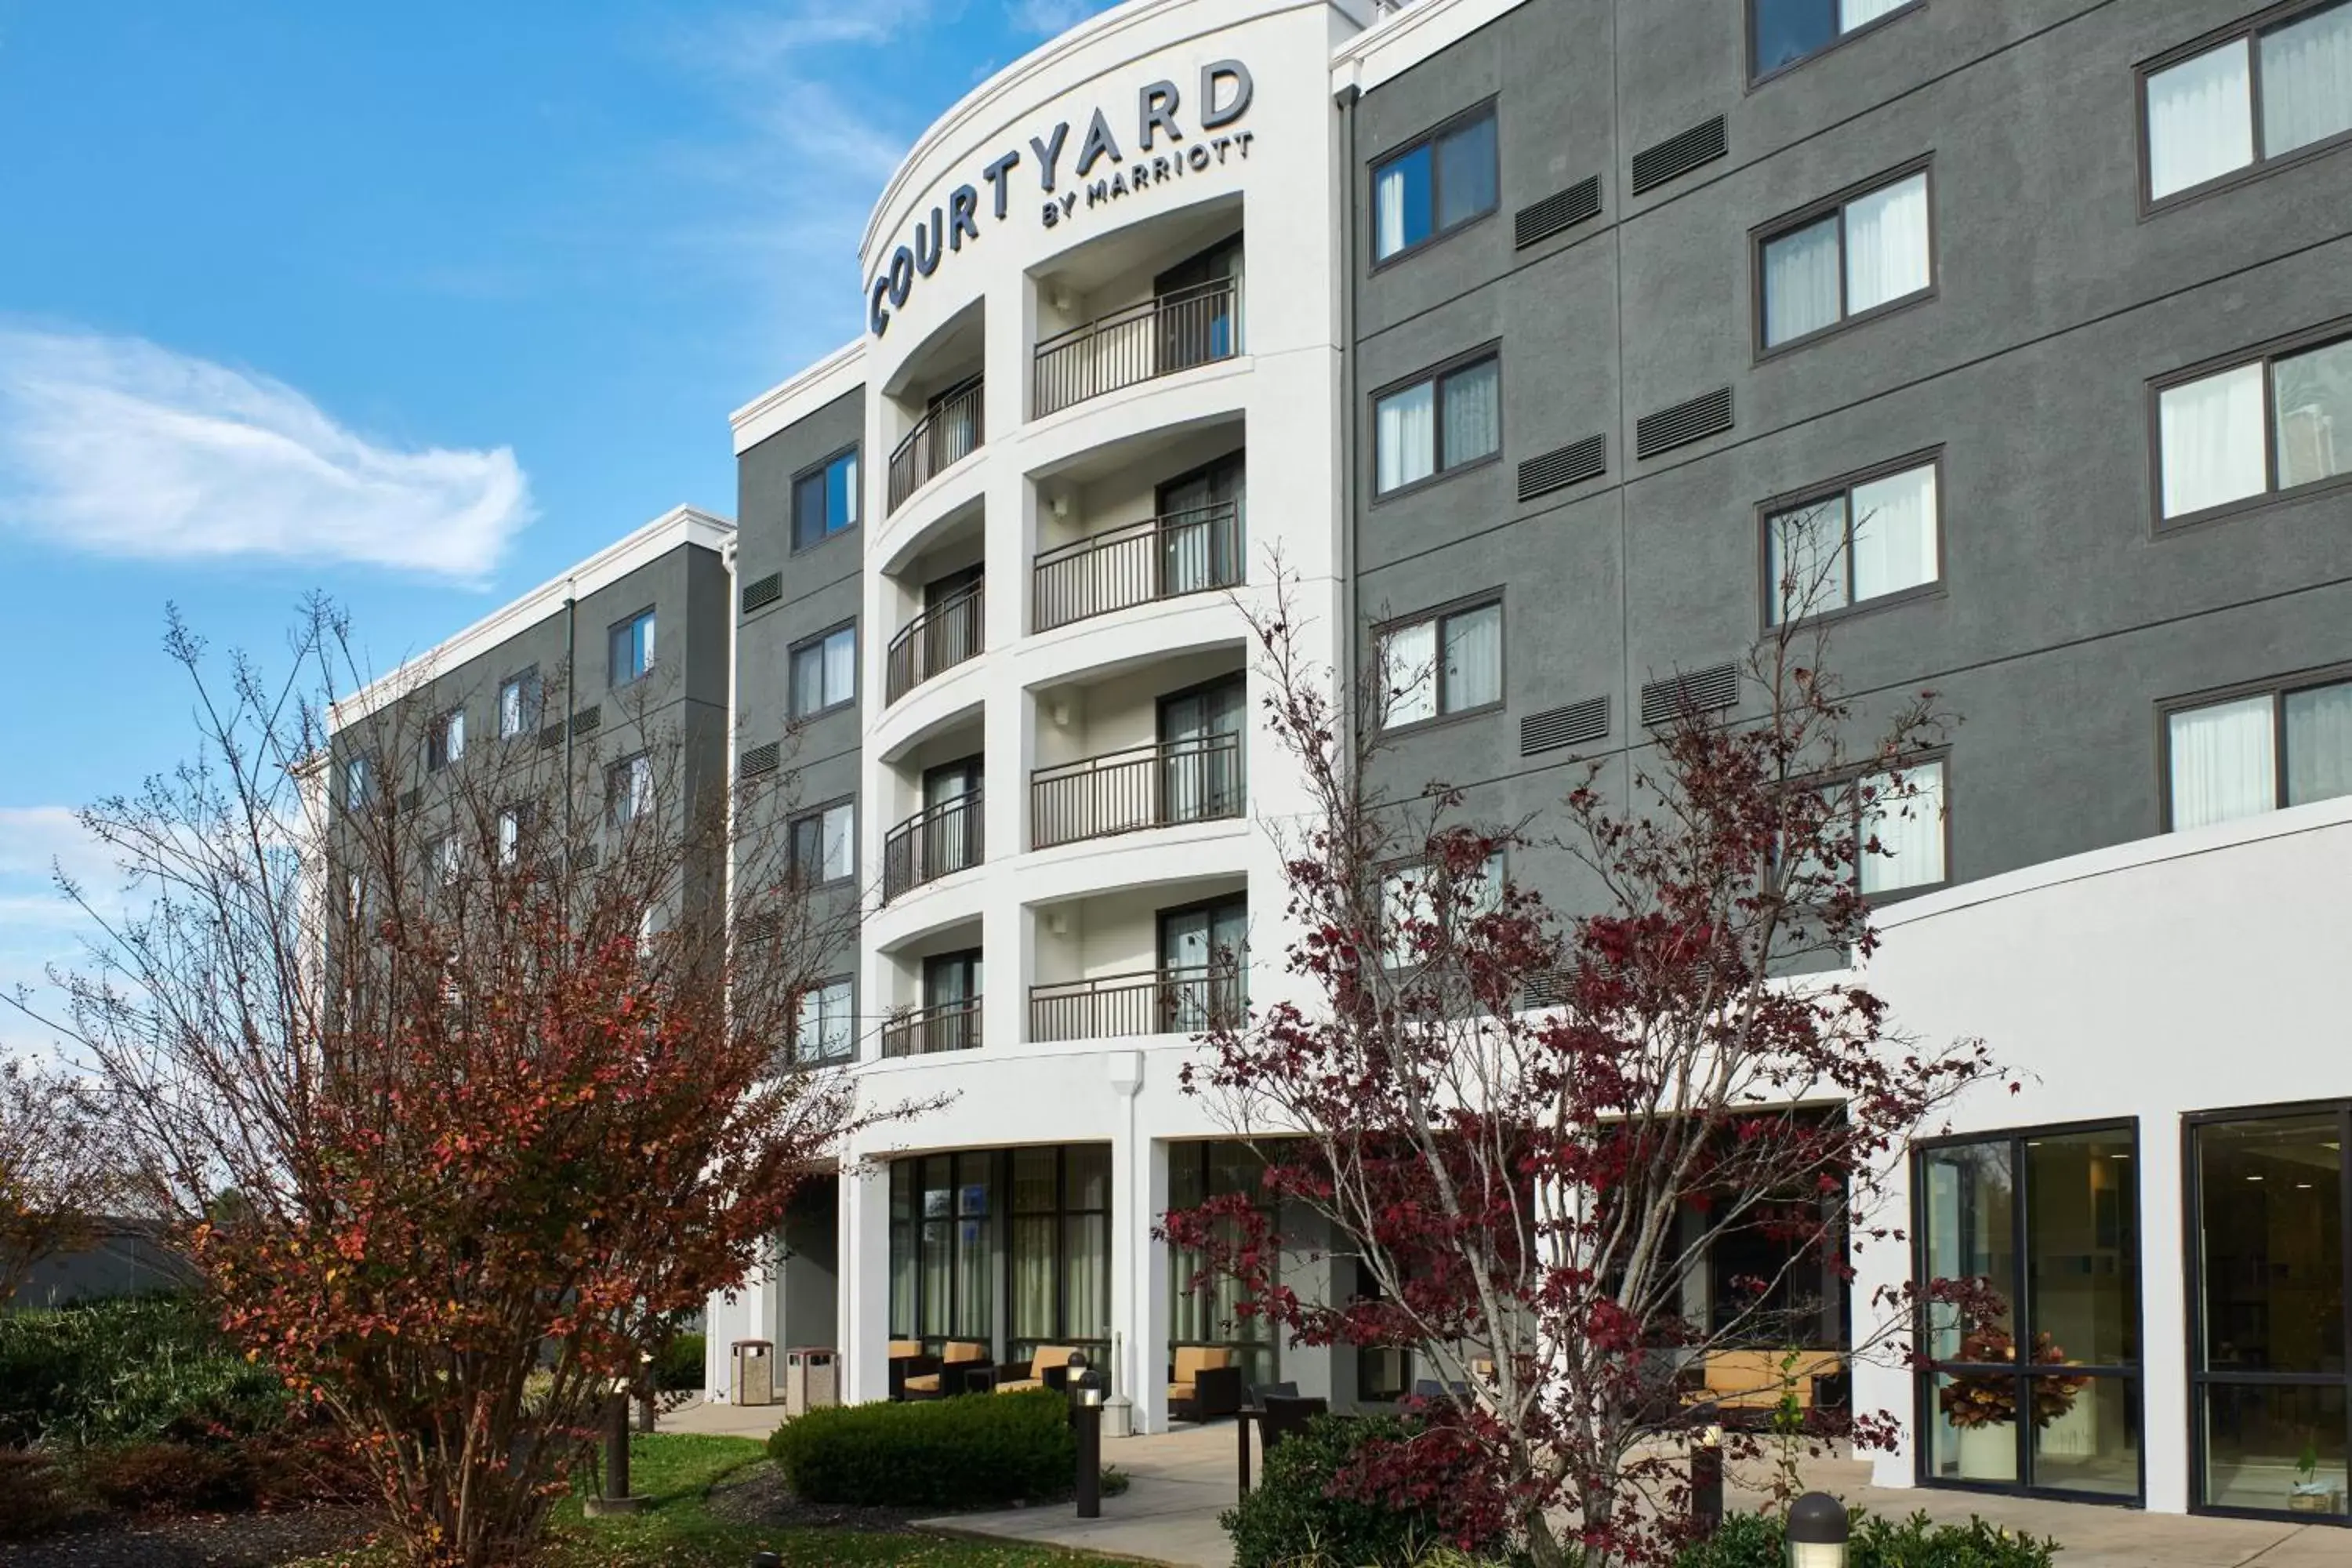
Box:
887;1144;1111;1367
1917;1125;2141;1499
1167;1141;1277;1388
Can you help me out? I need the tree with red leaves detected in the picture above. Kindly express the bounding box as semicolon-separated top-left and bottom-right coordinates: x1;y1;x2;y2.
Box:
18;600;920;1568
1165;572;2007;1568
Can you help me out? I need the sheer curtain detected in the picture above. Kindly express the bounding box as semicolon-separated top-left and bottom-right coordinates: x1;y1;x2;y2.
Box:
1443;359;1501;466
1377;382;1435;492
1859;760;1945;894
2262;3;2352;158
955;1156;993;1341
2159;365;2267;517
2147;41;2253;200
1768;497;1850;623
1443;604;1501;710
2271;339;2352;488
1841;0;1907;27
1850;463;1939;601
1845;172;1931;314
1382;620;1439;727
1763;216;1841;347
2285;681;2352;806
824;626;856;705
2168;696;2274;829
1374;158;1414;260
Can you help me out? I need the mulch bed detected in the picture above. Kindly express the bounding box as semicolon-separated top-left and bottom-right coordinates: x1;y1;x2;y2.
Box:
0;1504;375;1568
700;1463;931;1534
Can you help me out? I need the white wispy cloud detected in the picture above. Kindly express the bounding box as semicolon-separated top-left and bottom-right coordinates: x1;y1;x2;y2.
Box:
1004;0;1105;37
0;807;121;1063
0;327;535;584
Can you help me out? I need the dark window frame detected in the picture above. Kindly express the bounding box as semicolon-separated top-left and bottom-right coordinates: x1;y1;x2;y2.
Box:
789;795;858;886
425;706;466;774
1909;1117;2147;1508
496;666;542;740
1368;97;1501;270
1373;590;1507;735
343;755;373;812
788;619;859;719
791;974;858;1065
608;605;656;690
1751;156;1938;360
2147;317;2352;532
1755;446;1948;631
1369;343;1505;503
1748;0;1926;86
792;442;863;553
2179;1097;2352;1523
605;751;652;828
2154;660;2352;830
2136;0;2352;216
1789;746;1955;902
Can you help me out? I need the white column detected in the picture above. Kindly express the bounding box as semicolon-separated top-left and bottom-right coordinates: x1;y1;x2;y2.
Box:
1107;1051;1171;1432
2139;1132;2191;1513
838;1154;895;1405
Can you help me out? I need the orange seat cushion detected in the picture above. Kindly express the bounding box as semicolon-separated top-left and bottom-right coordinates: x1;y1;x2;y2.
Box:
942;1341;989;1366
1172;1346;1234;1383
902;1373;942;1394
887;1340;925;1360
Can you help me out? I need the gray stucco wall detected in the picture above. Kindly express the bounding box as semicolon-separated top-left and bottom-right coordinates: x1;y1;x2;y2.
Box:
1350;0;2352;904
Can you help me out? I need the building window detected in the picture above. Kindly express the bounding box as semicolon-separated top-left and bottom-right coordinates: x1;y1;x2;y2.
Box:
1374;354;1501;495
794;446;861;549
607;753;652;826
1915;1125;2142;1500
1372;103;1498;263
1381;848;1505;966
609;607;655;688
1801;760;1947;894
2144;1;2352;205
495;804;531;866
889;1152;997;1345
1764;456;1940;624
794;977;855;1064
343;756;372;811
1380;600;1501;728
1168;1142;1278;1388
497;668;541;739
428;833;461;885
791;800;856;884
790;624;857;717
1751;0;1917;78
2165;673;2352;830
2157;331;2352;521
426;707;466;772
1759;166;1933;350
2187;1103;2351;1519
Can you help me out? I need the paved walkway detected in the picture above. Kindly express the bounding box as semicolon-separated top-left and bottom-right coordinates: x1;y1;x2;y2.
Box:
658;1394;791;1440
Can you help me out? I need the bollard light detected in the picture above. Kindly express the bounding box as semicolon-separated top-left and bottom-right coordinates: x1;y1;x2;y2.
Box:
1785;1490;1849;1568
750;1554;782;1568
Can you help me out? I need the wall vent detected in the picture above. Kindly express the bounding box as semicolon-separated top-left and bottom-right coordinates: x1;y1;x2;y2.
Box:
1517;434;1606;502
1522;964;1577;1011
1515;175;1602;248
1630;115;1728;194
1635;387;1733;459
738;910;783;943
741;572;783;614
1639;662;1742;728
740;741;782;779
397;787;421;814
1521;695;1610;756
539;723;565;751
569;706;602;738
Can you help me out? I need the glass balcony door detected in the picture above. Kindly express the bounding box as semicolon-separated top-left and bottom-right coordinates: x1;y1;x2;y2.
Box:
1157;675;1244;826
922;756;983;879
1154;454;1243;600
1158;895;1247;1034
1153;236;1242;373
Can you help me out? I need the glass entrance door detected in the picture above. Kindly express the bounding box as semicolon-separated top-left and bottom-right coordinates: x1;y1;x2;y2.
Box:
1157;677;1244;826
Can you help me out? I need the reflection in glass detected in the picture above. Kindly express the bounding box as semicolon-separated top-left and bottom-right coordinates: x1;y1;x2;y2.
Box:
2031;1373;2140;1497
2274;338;2352;490
2203;1383;2349;1517
1920;1139;2014;1360
2198;1116;2344;1375
2027;1132;2138;1370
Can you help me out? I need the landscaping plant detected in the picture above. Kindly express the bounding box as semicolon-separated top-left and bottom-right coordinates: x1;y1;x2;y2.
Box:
1671;1508;2059;1568
1223;1412;1504;1568
767;1388;1080;1509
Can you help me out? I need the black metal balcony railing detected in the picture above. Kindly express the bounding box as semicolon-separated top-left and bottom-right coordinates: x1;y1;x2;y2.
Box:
885;582;984;705
887;377;985;514
1029;963;1245;1044
1029;732;1243;851
881;997;983;1058
1031;501;1244;633
880;791;984;902
1032;276;1241;419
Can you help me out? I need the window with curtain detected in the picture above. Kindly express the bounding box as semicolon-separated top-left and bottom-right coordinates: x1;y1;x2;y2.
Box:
793;978;855;1064
1381;600;1502;728
496;804;530;866
793;446;861;549
607;753;653;826
1750;0;1917;78
2167;675;2352;829
2160;333;2352;521
608;606;656;688
1765;457;1940;623
1372;105;1499;262
2145;1;2352;203
497;666;541;739
1006;1145;1114;1365
887;1152;995;1344
790;624;857;716
426;707;465;772
790;800;855;884
1856;758;1945;893
1381;848;1505;967
343;756;372;811
1167;1142;1279;1388
1374;354;1501;494
1759;169;1932;350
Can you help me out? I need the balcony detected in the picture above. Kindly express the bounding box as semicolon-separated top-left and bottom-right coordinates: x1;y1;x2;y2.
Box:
1032;276;1240;419
1032;501;1244;633
887;376;984;515
880;997;983;1058
886;581;984;705
1030;733;1243;851
881;792;984;902
1028;963;1244;1044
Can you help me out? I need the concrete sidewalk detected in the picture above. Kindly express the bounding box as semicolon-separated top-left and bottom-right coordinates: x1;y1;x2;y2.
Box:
920;1425;2352;1567
656;1395;789;1442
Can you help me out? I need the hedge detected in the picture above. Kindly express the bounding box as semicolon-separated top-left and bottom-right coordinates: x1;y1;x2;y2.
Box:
1675;1508;2061;1568
655;1332;706;1392
767;1388;1077;1508
1222;1413;1491;1568
0;1293;285;1449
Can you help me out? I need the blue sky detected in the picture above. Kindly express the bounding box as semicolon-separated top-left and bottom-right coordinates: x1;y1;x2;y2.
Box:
0;0;1105;1030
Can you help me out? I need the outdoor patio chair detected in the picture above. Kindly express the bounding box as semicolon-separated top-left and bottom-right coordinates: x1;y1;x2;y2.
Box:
992;1344;1079;1393
1169;1345;1244;1422
1258;1392;1328;1455
902;1340;990;1400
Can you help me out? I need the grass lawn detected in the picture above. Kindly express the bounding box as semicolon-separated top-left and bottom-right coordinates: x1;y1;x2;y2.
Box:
297;1432;1104;1567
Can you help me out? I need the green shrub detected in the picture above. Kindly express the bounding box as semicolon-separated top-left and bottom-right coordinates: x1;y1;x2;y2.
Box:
1222;1414;1463;1568
767;1388;1078;1508
1675;1508;2060;1568
655;1331;706;1392
0;1293;285;1449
